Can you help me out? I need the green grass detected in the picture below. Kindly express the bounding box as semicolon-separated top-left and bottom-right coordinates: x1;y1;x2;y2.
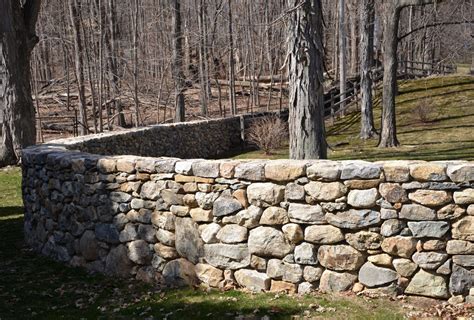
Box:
234;75;474;161
0;169;411;319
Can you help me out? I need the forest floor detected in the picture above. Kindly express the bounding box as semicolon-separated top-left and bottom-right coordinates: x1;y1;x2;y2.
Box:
1;168;472;319
234;75;474;161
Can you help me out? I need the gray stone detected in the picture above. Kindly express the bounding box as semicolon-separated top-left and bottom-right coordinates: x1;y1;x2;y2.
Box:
452;216;474;241
447;164;474;182
110;192;133;203
437;204;465;220
321;202;347;212
449;264;473;296
447;240;474;255
175;217;204;264
127;240;152;265
454;189;474;205
151;211;175;230
381;219;405;237
345;231;383;251
304;182;347;202
405;270;449;299
285;183;305;201
195;192;219;210
303;266;324;282
412;252;448;270
326;209;381;230
140;181;166;200
294;242;318;265
393;258;418;277
399;204;436;221
379;183;408;203
234;162;265;181
267;259;284;279
130;198;145;210
380;208;398;220
318;245;365;271
213;195;243;217
347;188;379;208
136;225;155;243
340;161;381;180
156;229;175;246
192;161;220;178
79;230;99;261
246;183;285;206
95;223;120;244
307;162;341;181
282;263;303;283
163;258;199;287
160;189;184;206
154;243;179;259
407;221;449;239
216;224;248;244
319;270;358;292
199;223;221;244
222;206;263;229
288;203;326;225
234;269;271;292
175;160;195;175
204;244;250;269
304;225;344;244
248;227;294;258
298;282;315;294
105;245;133;277
436;259;451;275
452;255;474;268
358;262;398;288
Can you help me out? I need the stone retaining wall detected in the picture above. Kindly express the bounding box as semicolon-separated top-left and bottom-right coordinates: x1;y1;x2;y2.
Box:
21;117;474;301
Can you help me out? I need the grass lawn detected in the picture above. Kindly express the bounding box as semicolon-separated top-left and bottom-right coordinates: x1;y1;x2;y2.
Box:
234;75;474;161
0;169;433;319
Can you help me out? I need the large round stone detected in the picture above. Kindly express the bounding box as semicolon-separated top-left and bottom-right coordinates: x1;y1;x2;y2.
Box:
304;181;347;202
452;216;474;241
319;270;358;292
358;262;398;288
408;190;452;207
175;217;204;264
345;231;383;251
304;225;344;244
405;269;449;299
381;236;417;258
248;227;294;258
347;188;379;208
317;245;365;271
163;258;199;287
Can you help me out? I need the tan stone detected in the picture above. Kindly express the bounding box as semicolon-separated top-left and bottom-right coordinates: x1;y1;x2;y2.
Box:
190;208;213;222
250;255;267;271
220;161;239;178
183;194;198;208
344;179;381;189
452;216;474;241
410;163;447;181
453;189;474;205
282;223;304;244
136;173;150;181
233;189;249;208
183;182;198;193
368;254;393;267
383;163;410;182
195;177;215;184
265;160;306;182
304;181;347;202
170;205;190;217
379;183;408;203
381;236;417;258
270;280;297;294
423;240;446;251
97;158;117;173
260;207;289;225
154;243;179;259
116;156;136;173
352;283;365;293
195;263;224;287
408;190;452;207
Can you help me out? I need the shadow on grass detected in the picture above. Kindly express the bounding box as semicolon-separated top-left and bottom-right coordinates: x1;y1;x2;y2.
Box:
398;78;474;96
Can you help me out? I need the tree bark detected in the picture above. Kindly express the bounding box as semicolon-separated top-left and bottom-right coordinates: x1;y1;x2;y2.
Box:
338;0;347;111
359;0;377;139
288;0;327;160
171;0;185;122
0;0;41;166
228;0;237;115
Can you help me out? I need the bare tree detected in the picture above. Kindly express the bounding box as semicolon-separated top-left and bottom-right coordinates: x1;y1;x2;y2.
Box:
0;0;41;166
171;0;185;122
359;0;377;139
288;0;327;159
338;0;347;111
378;0;434;148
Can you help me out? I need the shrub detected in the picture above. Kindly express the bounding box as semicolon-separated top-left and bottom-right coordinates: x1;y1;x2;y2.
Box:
247;115;288;155
414;98;437;123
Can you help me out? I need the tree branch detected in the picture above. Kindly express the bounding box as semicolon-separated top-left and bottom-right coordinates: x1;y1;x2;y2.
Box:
397;0;435;8
399;20;474;41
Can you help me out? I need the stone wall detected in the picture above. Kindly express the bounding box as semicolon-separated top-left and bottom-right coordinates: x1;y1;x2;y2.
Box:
22;140;474;299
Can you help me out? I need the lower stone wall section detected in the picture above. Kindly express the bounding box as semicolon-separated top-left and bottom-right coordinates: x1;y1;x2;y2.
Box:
22;147;474;299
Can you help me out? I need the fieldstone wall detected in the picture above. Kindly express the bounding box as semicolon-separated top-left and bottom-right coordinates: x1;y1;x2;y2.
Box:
22;138;474;300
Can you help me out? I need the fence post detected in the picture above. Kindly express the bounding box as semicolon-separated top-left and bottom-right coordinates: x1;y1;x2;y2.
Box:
74;110;78;137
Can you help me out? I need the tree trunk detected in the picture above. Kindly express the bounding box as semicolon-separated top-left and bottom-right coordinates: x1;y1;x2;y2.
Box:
171;0;185;122
378;1;400;147
288;0;327;160
0;0;41;166
359;0;377;139
68;0;89;135
228;1;237;115
338;0;347;111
